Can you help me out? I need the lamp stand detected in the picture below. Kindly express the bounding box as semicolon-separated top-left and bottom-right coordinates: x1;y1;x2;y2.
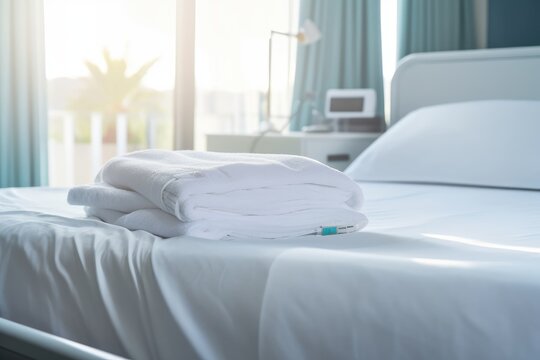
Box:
264;30;297;133
263;20;320;133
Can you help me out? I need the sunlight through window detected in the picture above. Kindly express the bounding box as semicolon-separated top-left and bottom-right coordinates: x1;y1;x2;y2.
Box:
44;0;176;186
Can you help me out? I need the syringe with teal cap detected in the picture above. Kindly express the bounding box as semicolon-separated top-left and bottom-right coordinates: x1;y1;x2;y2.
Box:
316;224;360;236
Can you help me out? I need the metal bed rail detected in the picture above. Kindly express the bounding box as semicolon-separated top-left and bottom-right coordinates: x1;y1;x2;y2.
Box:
0;318;127;360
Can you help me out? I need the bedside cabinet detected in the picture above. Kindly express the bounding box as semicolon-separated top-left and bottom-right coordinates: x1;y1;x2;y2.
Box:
206;132;380;171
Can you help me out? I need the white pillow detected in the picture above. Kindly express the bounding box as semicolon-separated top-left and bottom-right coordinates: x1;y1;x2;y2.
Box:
346;100;540;190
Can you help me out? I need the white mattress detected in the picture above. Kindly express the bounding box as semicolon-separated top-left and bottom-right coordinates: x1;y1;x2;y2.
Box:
1;183;540;360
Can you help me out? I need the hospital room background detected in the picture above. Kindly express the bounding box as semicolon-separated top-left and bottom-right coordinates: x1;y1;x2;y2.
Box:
1;0;538;188
1;0;540;359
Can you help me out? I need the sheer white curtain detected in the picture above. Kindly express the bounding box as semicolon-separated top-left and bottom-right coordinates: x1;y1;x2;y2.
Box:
380;0;397;121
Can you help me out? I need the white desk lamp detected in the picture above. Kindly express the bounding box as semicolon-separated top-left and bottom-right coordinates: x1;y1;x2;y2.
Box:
265;19;321;132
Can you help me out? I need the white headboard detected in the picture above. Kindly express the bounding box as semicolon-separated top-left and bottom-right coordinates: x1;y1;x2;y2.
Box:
390;46;540;125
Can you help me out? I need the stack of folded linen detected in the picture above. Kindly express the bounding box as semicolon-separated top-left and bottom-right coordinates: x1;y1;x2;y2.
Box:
68;150;368;240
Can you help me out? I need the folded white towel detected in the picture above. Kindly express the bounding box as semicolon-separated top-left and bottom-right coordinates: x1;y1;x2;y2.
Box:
86;206;367;240
69;150;368;240
71;183;356;220
96;150;364;221
68;183;154;212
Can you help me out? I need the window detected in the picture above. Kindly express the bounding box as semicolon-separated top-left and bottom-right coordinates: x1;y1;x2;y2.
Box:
45;0;176;186
45;0;391;186
194;0;299;149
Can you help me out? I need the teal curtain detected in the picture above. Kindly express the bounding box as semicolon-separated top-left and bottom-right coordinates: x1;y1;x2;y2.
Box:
290;0;384;130
398;0;477;59
0;0;48;187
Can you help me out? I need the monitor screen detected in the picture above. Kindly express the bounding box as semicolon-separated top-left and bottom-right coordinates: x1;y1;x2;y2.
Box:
330;97;364;112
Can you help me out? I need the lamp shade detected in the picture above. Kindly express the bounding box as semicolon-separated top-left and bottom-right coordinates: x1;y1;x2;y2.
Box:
297;19;321;45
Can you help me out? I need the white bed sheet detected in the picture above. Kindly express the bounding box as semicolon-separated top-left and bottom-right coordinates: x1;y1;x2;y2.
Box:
1;184;539;360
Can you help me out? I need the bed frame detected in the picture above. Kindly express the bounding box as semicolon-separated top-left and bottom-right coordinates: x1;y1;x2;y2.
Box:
0;318;125;359
3;45;540;360
390;45;540;125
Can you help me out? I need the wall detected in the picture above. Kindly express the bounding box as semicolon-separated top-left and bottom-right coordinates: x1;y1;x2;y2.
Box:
488;0;540;48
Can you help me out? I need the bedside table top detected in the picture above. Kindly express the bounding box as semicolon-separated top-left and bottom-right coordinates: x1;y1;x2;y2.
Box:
206;131;382;140
205;131;381;171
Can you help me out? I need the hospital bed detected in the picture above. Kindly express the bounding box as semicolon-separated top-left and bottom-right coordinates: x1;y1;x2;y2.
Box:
1;45;540;360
